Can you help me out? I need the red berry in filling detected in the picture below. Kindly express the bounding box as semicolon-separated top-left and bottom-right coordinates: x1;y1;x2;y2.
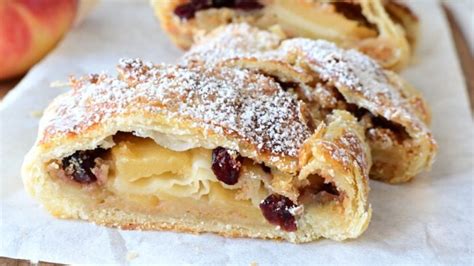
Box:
212;0;234;8
174;0;262;20
234;0;263;10
259;194;297;231
211;147;242;185
174;3;197;19
192;0;210;9
62;149;106;184
332;2;372;27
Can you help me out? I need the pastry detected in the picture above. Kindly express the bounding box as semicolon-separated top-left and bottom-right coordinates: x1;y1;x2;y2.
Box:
22;59;372;242
182;23;437;183
151;0;419;70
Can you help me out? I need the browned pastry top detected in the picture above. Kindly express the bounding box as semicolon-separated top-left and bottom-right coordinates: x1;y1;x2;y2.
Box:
183;24;430;138
275;38;428;135
40;59;312;158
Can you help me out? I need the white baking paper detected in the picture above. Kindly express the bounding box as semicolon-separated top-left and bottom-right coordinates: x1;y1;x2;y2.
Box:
1;1;473;264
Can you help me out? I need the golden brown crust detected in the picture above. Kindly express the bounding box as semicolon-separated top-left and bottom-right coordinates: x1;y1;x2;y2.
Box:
151;0;419;70
182;23;437;183
22;61;371;242
37;59;313;173
22;110;371;243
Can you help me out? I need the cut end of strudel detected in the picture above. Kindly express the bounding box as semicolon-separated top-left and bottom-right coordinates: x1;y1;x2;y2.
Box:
22;59;371;242
182;23;437;184
151;0;419;70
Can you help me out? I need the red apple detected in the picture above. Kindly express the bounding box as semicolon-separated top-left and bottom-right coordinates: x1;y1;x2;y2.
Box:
0;0;78;80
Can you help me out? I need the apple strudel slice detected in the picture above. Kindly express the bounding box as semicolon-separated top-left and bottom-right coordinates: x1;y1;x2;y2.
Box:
22;59;371;242
151;0;419;70
182;23;437;183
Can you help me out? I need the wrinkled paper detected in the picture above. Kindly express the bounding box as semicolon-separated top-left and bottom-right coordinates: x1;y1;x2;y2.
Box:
1;0;473;264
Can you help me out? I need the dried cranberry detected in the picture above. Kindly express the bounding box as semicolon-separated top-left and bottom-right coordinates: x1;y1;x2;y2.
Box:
174;3;197;19
211;0;262;9
332;2;372;27
211;147;242;185
62;149;106;184
192;0;211;10
234;0;263;10
174;0;209;19
174;0;262;19
212;0;234;8
259;194;297;231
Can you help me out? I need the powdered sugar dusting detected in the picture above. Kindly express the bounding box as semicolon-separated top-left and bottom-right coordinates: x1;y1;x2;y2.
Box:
318;130;368;177
276;38;426;134
40;59;311;157
182;24;429;136
183;23;282;65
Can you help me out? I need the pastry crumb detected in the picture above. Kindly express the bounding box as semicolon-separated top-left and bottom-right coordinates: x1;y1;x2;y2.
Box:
30;110;43;118
126;251;139;261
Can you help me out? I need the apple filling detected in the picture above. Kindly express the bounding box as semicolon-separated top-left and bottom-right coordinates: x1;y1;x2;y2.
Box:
52;134;342;231
174;0;378;44
265;0;377;43
108;136;216;199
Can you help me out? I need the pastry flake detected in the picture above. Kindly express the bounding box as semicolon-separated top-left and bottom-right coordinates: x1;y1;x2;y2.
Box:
182;23;437;183
22;59;372;242
151;0;419;70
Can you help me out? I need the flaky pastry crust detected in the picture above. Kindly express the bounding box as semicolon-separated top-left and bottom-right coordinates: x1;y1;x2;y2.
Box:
182;23;437;183
22;59;371;242
151;0;419;70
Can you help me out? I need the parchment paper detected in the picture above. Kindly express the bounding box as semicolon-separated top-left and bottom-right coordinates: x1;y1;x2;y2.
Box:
1;1;473;264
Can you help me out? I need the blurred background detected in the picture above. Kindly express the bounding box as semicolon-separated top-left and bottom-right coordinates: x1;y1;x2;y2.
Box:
0;0;98;81
0;0;471;90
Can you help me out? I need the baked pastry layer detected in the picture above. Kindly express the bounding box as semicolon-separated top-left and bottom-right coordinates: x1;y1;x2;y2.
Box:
151;0;419;70
182;23;437;183
22;60;371;242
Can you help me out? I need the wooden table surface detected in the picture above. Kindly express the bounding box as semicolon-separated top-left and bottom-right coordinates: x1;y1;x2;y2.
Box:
1;4;473;266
